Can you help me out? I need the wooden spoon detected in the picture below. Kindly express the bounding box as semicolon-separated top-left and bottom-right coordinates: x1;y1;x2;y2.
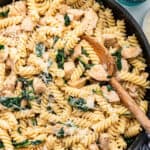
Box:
82;35;150;133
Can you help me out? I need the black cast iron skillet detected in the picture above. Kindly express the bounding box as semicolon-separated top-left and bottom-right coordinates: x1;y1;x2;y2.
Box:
0;0;150;149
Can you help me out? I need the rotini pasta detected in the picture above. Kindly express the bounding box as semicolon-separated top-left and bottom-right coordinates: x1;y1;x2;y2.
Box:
0;0;148;150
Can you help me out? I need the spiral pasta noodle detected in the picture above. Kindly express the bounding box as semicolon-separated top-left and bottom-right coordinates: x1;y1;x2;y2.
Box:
0;0;148;149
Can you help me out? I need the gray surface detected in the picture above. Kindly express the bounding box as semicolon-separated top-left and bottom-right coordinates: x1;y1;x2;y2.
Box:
117;0;150;26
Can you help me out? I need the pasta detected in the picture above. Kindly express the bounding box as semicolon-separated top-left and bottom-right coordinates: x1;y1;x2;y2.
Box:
0;0;149;150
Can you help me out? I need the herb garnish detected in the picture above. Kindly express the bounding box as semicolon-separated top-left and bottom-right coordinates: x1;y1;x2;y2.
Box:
31;140;43;145
0;8;9;18
64;14;71;26
56;128;65;138
35;43;45;57
68;96;89;112
112;50;122;71
56;49;66;69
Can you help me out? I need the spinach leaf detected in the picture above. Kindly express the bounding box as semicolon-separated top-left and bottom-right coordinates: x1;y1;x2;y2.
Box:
53;36;59;45
13;140;30;148
56;128;65;138
35;43;45;57
0;97;22;110
0;8;9;18
112;50;122;71
31;140;43;145
39;72;52;84
31;118;37;126
68;96;89;112
81;47;89;56
18;78;33;88
107;85;113;91
0;44;4;50
0;141;4;148
56;49;66;69
64;14;71;26
21;89;36;100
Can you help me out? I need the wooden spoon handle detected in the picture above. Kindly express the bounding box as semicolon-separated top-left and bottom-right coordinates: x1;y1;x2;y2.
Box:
110;77;150;133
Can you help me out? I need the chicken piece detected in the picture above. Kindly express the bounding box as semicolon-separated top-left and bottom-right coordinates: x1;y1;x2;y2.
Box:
3;72;16;91
2;90;14;97
33;77;46;94
81;9;98;35
5;58;12;70
0;46;9;63
72;44;82;59
64;61;75;78
87;65;108;81
3;25;21;37
99;133;110;150
21;17;35;32
68;77;88;88
121;58;129;72
101;86;120;103
9;1;26;16
86;95;95;109
122;46;142;59
89;143;99;150
67;9;84;20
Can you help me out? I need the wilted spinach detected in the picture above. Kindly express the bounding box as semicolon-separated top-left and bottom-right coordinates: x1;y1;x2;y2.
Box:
13;139;43;148
107;85;113;91
81;47;89;56
17;77;33;89
0;8;9;18
39;72;52;84
112;50;122;71
21;89;36;100
124;137;135;146
78;58;94;70
64;14;71;26
35;43;45;57
56;128;65;138
31;140;43;145
68;96;89;112
56;49;66;69
13;140;30;148
0;97;22;110
0;141;4;148
0;44;4;50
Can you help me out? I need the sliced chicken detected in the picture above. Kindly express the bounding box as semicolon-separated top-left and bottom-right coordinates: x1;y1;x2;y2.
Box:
86;95;95;109
89;143;99;150
21;17;35;32
68;77;88;88
64;61;75;78
99;133;110;150
101;86;120;103
122;46;142;59
3;72;16;91
67;9;84;20
87;65;108;81
81;9;98;35
33;77;46;94
72;44;82;59
9;1;26;16
121;58;129;72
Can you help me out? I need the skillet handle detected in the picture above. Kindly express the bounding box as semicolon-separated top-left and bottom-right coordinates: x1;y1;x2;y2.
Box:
110;77;150;134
